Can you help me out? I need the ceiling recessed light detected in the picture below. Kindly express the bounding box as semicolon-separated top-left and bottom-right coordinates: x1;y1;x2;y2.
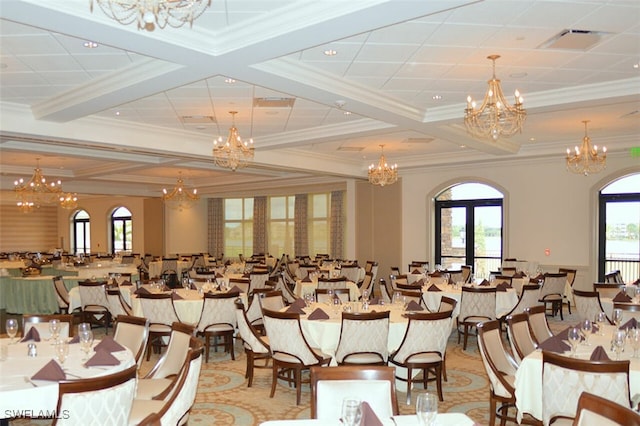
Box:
432;95;442;100
323;49;337;56
634;63;639;69
115;111;120;116
510;72;528;78
225;78;236;83
343;111;351;115
529;137;536;142
83;41;98;48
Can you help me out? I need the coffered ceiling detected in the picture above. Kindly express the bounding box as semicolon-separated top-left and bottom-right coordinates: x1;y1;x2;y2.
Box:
1;0;639;198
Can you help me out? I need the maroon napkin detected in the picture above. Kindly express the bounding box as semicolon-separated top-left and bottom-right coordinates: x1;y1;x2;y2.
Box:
413;278;425;286
171;292;183;300
190;283;198;290
134;286;151;295
290;298;306;309
411;269;422;274
68;334;80;344
285;304;306;314
513;271;525;278
94;336;126;353
478;279;490;286
496;282;511;292
612;292;632;303
227;285;244;295
427;284;441;292
85;349;120;367
162;285;171;291
307;308;329;320
360;401;383;426
120;280;133;286
20;327;41;342
368;297;380;305
405;300;424;311
302;276;312;283
430;271;442;277
533;274;545;281
590;345;611;361
633;278;640;286
31;359;65;381
242;273;250;278
538;335;571;353
215;272;224;278
620;318;638;331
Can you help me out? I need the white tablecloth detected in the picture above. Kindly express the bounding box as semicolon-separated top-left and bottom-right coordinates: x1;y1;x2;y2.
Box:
421;283;519;318
61;263;138;280
514;324;640;422
148;260;191;278
260;413;476;426
0;338;134;417
295;279;361;301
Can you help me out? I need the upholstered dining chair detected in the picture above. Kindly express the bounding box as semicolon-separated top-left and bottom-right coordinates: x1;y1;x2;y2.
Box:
501;267;517;277
310;365;399;420
317;277;348;291
54;364;137;426
572;289;610;323
359;271;374;298
137;292;182;360
457;286;497;350
525;305;554;346
272;272;298;304
593;282;625;300
538;272;568;320
78;280;111;334
389;310;453;404
612;302;640;323
558;267;577;315
499;283;543;334
113;315;149;368
196;291;238;362
106;287;133;320
22;313;74;340
52;276;71;314
572;391;640;426
380;278;394;304
340;263;362;285
235;299;271;387
505;312;537;365
438;296;458;313
461;265;472;283
315;288;350;304
249;269;270;294
227;276;251;294
334;310;390;365
262;308;331;405
542;350;631;426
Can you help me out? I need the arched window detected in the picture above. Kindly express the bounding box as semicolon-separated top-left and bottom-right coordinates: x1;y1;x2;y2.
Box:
435;183;504;279
73;210;90;255
598;174;640;283
111;206;132;254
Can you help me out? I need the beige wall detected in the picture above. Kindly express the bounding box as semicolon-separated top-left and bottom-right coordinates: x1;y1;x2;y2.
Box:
143;198;164;257
0;203;58;252
163;199;208;257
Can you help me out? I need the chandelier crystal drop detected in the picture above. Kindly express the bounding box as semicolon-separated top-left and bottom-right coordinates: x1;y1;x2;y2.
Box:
368;144;398;187
162;172;200;210
59;193;79;210
566;120;607;176
90;0;211;31
464;55;526;141
212;111;255;171
14;159;64;210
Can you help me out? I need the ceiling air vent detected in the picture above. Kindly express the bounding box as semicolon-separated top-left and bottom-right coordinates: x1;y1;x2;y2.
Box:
253;97;296;108
181;115;216;125
403;137;434;144
337;146;364;152
540;29;607;50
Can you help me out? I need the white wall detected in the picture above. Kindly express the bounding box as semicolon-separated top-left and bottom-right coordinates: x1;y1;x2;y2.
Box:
163;199;209;256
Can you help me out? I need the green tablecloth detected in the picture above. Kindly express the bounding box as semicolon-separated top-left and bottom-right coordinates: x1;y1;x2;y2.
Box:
0;275;82;314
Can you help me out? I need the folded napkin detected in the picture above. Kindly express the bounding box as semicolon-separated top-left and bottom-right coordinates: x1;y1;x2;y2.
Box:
285;304;306;314
360;401;383;426
368;297;380;305
216;272;224;278
190;283;198;290
290;298;306;309
495;282;511;292
612;292;632;303
20;327;41;342
405;300;424;311
533;274;545;281
302;276;312;283
427;284;441;292
538;335;571;353
134;286;151;295
68;334;80;344
633;279;640;286
94;336;126;353
307;308;329;320
590;345;611;361
242;273;251;278
411;269;422;274
430;271;442;277
171;292;183;300
85;349;120;367
120;280;133;286
413;278;425;286
31;359;65;381
227;285;244;295
162;285;171;291
513;271;525;278
620;318;638;331
478;279;490;286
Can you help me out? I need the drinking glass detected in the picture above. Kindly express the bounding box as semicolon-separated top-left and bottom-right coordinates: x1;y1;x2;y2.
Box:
595;312;607;336
567;327;581;357
326;289;334;305
5;319;18;344
77;322;91;335
612;309;623;328
79;329;94;361
49;319;61;343
580;319;592;346
416;392;438;426
341;398;362;426
613;330;626;360
55;340;69;365
362;290;370;303
332;296;341;314
628;328;640;358
393;291;402;306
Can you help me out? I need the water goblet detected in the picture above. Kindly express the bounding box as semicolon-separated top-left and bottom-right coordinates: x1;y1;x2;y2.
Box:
567;327;581;357
362;289;370;303
326;289;334;305
49;319;61;343
613;330;626;360
79;329;94;361
595;312;607;336
580;319;592;346
55;340;69;365
612;309;623;328
393;291;402;306
5;319;18;344
341;398;362;426
628;328;640;358
332;296;341;314
416;392;438;426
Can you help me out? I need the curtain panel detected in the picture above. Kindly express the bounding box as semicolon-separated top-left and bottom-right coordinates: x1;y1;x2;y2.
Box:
253;196;267;255
208;198;224;258
294;194;308;257
330;190;344;259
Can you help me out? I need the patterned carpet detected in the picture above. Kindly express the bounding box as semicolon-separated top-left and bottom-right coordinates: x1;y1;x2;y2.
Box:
8;311;574;426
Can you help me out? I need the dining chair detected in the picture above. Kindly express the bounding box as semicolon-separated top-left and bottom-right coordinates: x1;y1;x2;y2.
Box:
317;277;348;291
235;299;271;387
113;314;149;368
498;283;543;334
571;391;640;426
108;272;133;285
262;308;332;405
389;310;453;404
572;289;610;323
22;313;74;339
604;270;624;284
448;269;463;284
500;267;517;277
525;305;554;346
106;287;133;320
315;288;350;304
593;283;624;300
249;269;270;294
457;286;497;350
196;291;238;361
272;272;298;304
438;296;458;313
542;350;631;426
334;310;390;365
461;265;472;283
310;365;399;420
52;276;71;314
53;364;138;426
136;322;196;400
358;272;374;298
227;276;251;294
538;272;568;320
340;264;362;286
380;278;393;304
493;275;513;287
78;280;111;334
137;292;183;360
558;267;577;315
505;312;537;365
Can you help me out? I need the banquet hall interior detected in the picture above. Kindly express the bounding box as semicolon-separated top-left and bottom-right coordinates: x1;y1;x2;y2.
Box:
0;0;639;425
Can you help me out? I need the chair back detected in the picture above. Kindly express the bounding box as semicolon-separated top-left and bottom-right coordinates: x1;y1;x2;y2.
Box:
340;264;361;284
506;312;537;364
258;290;286;312
317;277;347;291
310;365;399;420
235;300;270;354
54;365;137;426
505;283;543;317
390;311;452;365
315;288;349;304
137;292;181;328
144;322;195;379
494;275;513;287
461;265;472;283
262;309;325;365
359;272;374;296
335;311;390;364
525;305;553;345
459;286;497;322
447;269;463;284
438;296;458;313
380;278;393;304
113;315;149;367
78;280;109;311
227;277;251;294
196;291;238;334
477;320;518;399
501;267;517;277
559;268;577;287
22;314;74;339
594;283;624;300
572;391;640;426
573;289;609;323
538;273;567;301
52;276;70;311
250;270;270;292
106;288;133;318
542;350;630;426
272;272;298;304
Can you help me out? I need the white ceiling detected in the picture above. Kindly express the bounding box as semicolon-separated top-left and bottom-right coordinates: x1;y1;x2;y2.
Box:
1;0;639;198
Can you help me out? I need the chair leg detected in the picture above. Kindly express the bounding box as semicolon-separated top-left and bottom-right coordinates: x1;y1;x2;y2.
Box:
405;366;413;405
489;394;497;426
269;363;278;398
295;367;302;405
246;352;254;386
205;335;210;363
463;324;469;350
435;364;443;401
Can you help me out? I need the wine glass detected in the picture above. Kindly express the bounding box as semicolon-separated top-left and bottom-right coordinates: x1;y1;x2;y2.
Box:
595;312;607;336
49;319;61;343
393;291;402;306
5;319;18;344
612;309;623;328
55;340;69;365
416;392;438;426
362;289;370;303
332;296;341;314
326;289;334;305
580;319;592;346
613;330;626;360
567;327;581;357
628;328;640;358
79;329;94;361
341;398;362;426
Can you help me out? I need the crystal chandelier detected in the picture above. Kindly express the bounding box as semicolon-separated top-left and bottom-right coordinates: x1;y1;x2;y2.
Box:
212;111;255;171
14;160;64;210
566;120;607;176
59;193;79;210
90;0;211;31
162;172;200;210
368;144;398;187
464;55;526;141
